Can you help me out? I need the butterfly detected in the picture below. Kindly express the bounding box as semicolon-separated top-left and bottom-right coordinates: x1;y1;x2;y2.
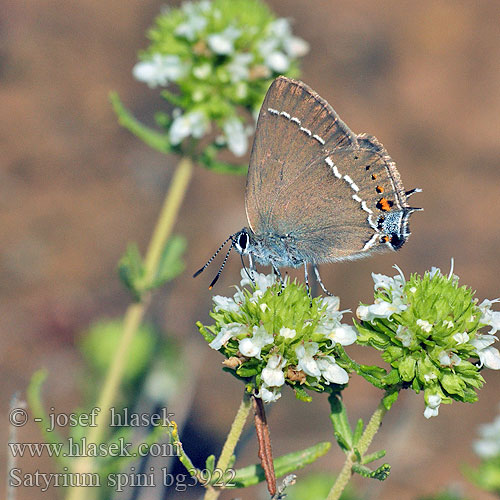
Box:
195;76;421;295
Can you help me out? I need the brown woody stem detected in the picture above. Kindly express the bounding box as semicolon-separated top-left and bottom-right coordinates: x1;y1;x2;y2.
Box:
252;395;276;496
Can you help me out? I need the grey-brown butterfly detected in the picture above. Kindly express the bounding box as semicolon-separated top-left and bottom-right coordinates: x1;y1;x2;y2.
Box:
194;76;421;294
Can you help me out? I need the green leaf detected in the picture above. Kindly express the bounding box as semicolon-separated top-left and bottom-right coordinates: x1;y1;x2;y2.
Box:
27;369;70;468
382;369;401;386
362;449;386;465
205;454;215;473
382;390;399;410
352;463;391;481
399;356;417;382
110;92;172;154
230;442;331;488
197;322;216;343
118;243;145;301
352;418;364;446
148;235;186;290
293;385;312;402
328;394;353;450
197;147;248;175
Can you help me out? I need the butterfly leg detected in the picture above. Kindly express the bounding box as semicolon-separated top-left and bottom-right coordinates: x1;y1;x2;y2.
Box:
313;264;334;297
272;264;285;293
248;253;256;284
240;254;255;285
303;262;312;300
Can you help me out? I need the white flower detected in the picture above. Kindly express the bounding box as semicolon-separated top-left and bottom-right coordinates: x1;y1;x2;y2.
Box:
372;266;406;298
395;325;413;347
296;342;320;377
416;319;432;333
443;319;454;329
316;356;349;385
284;36;309;58
356;298;407;321
471;334;500;369
133;54;186;88
320;295;340;313
438;350;461;367
207;26;241;55
424;394;442;419
429;266;442;279
223;117;249;157
429;259;459;283
258;17;308;73
279;327;296;339
477;346;500;370
478;298;500;334
239;269;276;292
473;415;500;458
453;332;469;344
325;324;358;346
239;325;273;359
213;295;239;313
193;63;211;79
471;333;497;350
261;354;286;387
257;384;282;403
175;13;207;41
357;266;409;321
269;18;292;38
209;323;247;350
169;110;209;145
265;51;290;72
227;53;253;83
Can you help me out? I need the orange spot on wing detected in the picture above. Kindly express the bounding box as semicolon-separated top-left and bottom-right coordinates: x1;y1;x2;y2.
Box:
376;198;393;211
376;185;384;193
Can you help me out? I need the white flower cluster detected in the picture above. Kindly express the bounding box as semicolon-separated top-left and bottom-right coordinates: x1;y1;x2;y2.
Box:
209;270;356;403
357;265;500;419
257;18;310;73
474;411;500;459
132;2;309;157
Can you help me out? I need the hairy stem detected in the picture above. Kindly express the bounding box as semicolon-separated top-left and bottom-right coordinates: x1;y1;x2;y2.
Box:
204;392;252;500
66;156;194;500
326;400;387;500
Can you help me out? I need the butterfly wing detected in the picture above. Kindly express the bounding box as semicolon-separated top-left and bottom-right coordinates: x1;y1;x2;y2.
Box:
245;77;415;263
245;76;357;233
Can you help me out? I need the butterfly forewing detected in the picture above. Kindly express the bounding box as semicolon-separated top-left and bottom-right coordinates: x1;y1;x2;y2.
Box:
245;76;414;263
245;77;357;234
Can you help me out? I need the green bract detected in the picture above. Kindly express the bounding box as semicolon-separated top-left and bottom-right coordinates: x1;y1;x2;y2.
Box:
197;271;357;403
356;265;500;417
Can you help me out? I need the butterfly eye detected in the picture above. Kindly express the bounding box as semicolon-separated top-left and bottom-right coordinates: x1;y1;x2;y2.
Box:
238;232;248;251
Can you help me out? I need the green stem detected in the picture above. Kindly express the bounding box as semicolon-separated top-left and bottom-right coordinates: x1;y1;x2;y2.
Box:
204;392;252;500
66;156;194;500
325;399;387;500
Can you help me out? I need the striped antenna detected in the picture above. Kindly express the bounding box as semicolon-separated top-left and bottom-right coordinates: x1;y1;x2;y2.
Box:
193;234;234;278
209;240;235;289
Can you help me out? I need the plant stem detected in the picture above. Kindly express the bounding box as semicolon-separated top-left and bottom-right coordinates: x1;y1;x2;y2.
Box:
204;392;252;500
67;156;193;500
252;395;276;496
325;400;387;500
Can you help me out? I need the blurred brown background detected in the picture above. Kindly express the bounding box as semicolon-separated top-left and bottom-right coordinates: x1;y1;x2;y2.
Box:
1;0;500;499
